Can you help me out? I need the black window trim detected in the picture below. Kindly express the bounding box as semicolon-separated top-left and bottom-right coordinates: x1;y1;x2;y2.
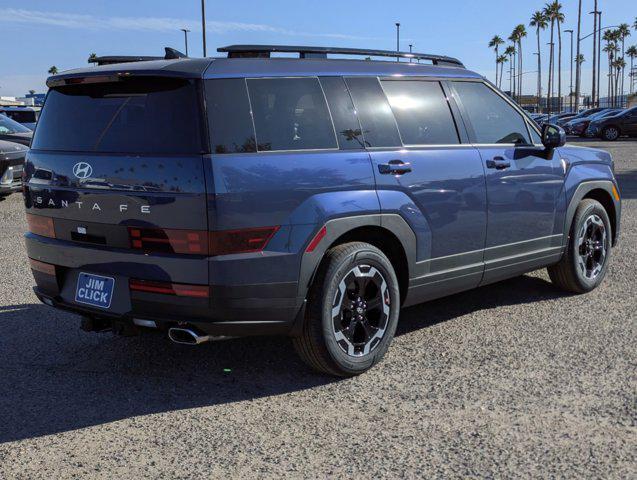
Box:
449;78;544;148
318;76;366;151
244;75;340;154
379;77;463;147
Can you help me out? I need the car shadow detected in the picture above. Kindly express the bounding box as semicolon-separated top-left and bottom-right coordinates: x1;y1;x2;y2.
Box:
0;275;568;443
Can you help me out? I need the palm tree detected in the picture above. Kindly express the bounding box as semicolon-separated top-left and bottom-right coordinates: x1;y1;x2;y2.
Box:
530;11;548;103
544;2;557;114
508;32;519;99
603;30;619;105
497;54;508;89
504;45;516;96
489;35;505;86
88;53;98;64
552;2;565;112
627;45;637;94
28;89;36;95
48;66;58;75
617;24;631;105
513;24;527;103
613;58;626;106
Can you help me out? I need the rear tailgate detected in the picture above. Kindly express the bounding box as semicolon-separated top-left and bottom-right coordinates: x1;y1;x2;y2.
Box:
24;75;209;315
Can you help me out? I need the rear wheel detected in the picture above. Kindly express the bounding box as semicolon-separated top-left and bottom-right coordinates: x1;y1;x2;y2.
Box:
548;199;612;293
602;126;620;141
293;242;400;376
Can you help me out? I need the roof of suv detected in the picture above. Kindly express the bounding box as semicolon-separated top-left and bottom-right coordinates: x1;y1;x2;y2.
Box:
47;56;482;87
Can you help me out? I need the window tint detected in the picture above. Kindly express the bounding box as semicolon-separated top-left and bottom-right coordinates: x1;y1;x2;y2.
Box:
381;80;459;145
452;81;531;144
320;77;364;149
529;125;542;144
206;79;256;153
247;78;337;151
0;114;31;134
345;77;401;148
32;77;203;154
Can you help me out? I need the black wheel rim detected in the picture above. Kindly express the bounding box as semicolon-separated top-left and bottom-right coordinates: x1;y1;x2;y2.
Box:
605;128;618;140
577;214;607;280
331;264;391;357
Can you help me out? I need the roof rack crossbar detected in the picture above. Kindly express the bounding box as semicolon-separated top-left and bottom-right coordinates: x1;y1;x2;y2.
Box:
217;45;464;67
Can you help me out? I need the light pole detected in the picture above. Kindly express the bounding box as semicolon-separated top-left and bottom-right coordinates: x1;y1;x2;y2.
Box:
590;5;599;107
565;29;574;111
575;0;582;112
533;52;540;108
201;0;207;57
547;41;554;116
395;23;400;62
181;28;190;56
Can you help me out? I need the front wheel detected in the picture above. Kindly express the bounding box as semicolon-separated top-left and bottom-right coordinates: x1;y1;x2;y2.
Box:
602;126;620;141
548;199;612;293
293;242;400;376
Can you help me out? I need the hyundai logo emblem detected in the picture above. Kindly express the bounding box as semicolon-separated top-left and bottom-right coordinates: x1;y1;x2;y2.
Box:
72;162;93;179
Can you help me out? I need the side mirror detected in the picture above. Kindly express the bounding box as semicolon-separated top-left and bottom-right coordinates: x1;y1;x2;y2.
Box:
541;123;566;149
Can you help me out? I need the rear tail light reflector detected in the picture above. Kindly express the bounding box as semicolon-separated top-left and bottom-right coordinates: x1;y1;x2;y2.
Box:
306;225;327;253
129;279;210;298
29;258;56;276
128;227;208;255
26;214;56;238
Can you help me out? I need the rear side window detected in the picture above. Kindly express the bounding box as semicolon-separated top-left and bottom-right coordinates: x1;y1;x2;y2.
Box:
247;78;337;151
345;77;401;148
381;80;459;145
320;77;364;149
0;114;32;134
32;77;203;154
452;81;531;145
206;79;256;153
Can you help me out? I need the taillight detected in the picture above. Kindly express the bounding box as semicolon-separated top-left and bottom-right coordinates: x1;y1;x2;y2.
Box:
127;226;279;256
29;258;56;276
26;214;55;238
209;226;280;256
128;227;208;255
129;279;209;298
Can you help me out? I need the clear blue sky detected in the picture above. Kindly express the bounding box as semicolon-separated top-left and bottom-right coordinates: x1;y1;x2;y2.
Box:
0;0;635;97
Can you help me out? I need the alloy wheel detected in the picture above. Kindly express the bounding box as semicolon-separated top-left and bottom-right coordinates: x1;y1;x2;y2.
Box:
577;214;607;280
331;264;391;357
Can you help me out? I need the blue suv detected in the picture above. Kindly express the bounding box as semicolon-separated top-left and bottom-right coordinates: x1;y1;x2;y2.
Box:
24;45;621;376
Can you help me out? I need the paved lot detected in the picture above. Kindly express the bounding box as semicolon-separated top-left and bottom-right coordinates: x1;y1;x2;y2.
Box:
0;140;635;478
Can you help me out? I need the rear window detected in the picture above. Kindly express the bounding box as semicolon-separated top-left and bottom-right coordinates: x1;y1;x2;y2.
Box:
3;110;37;124
246;77;337;151
32;77;203;154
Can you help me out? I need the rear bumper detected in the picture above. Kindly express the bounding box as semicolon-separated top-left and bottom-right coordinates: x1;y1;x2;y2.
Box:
26;233;303;336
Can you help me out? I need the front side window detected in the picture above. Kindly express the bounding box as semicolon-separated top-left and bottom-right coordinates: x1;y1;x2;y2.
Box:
381;80;459;145
452;81;531;145
247;78;337;151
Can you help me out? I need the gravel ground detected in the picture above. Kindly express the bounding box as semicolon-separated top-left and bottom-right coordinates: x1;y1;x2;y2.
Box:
0;140;635;478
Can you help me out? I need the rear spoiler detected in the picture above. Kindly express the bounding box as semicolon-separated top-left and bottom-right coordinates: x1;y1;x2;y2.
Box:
88;47;187;66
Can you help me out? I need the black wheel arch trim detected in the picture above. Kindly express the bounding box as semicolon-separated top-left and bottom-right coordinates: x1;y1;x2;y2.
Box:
296;214;417;304
564;180;621;247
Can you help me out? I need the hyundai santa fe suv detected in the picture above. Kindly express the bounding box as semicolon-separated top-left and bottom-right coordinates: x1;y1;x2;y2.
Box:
24;45;622;376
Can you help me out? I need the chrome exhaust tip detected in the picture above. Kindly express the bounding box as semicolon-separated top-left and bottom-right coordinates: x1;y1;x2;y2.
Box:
168;327;211;345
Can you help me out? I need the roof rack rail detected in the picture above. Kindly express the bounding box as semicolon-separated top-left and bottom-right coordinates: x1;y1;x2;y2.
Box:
217;44;464;67
89;47;187;66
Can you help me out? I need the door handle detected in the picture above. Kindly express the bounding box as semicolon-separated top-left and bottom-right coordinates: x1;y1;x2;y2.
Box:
378;160;412;175
486;157;511;170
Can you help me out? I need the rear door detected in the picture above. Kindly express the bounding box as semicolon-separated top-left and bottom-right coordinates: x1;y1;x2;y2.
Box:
345;76;487;303
622;108;637;135
450;80;565;284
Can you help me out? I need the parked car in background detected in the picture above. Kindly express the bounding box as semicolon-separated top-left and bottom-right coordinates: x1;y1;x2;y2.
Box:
0;114;33;146
0;140;27;196
23;45;621;376
0;106;41;130
564;109;622;136
586;106;637;140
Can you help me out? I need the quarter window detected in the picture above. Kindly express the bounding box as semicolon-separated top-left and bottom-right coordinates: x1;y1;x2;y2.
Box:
381;80;459;145
247;78;337;151
452;81;531;145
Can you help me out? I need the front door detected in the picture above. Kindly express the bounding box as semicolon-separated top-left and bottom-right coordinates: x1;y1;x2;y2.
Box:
450;80;565;284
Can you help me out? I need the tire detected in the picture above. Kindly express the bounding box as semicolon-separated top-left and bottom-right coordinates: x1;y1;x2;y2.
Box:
601;126;620;141
293;242;400;377
548;199;612;293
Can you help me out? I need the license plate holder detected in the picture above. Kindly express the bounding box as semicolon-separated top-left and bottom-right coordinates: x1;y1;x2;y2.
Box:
75;272;115;309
